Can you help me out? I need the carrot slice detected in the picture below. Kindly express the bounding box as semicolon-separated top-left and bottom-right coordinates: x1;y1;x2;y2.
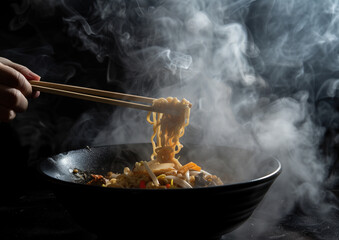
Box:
87;174;105;185
178;162;201;174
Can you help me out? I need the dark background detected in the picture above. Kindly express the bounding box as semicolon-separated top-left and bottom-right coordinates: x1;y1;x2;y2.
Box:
0;1;339;239
0;0;107;198
0;2;115;238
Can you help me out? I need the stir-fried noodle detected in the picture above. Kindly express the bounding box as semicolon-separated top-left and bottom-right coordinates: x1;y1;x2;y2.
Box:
84;97;223;189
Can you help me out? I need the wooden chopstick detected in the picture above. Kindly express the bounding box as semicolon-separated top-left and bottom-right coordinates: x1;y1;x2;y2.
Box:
30;80;157;113
30;81;155;103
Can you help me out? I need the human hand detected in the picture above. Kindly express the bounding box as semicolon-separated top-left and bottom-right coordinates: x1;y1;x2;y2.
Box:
0;57;40;122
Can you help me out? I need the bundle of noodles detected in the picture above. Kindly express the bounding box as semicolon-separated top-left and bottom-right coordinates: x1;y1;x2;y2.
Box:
84;97;223;189
147;97;191;168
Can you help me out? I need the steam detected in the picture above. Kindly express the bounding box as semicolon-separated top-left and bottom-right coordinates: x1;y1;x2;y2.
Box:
5;0;339;238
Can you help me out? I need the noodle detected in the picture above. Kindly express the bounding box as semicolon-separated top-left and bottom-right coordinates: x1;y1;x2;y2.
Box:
83;97;223;189
147;97;191;168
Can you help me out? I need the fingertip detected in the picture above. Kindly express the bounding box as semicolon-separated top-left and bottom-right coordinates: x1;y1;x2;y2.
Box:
9;110;16;120
26;71;41;81
0;108;16;122
32;90;40;99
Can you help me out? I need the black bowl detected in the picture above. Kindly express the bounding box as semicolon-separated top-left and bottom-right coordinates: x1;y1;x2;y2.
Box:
38;143;281;240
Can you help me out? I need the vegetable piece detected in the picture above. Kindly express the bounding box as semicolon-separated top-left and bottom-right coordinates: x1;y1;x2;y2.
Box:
200;170;212;175
178;162;201;174
149;163;175;174
143;161;160;186
194;173;210;187
139;180;146;189
157;174;166;180
185;170;190;182
87;174;106;186
166;183;171;189
165;175;192;188
150;163;175;170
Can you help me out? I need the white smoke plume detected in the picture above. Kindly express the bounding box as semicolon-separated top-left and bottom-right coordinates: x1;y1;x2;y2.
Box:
57;0;339;224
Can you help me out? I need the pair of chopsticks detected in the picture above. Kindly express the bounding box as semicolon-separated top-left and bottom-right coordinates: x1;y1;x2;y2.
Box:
30;81;159;113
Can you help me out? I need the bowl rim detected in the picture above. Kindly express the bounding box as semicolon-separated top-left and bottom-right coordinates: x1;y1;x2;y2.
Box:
38;144;282;193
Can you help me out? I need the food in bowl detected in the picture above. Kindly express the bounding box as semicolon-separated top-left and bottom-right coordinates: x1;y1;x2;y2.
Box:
82;97;223;189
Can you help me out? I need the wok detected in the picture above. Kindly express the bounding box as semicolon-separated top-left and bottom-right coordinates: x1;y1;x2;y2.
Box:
38;143;281;240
